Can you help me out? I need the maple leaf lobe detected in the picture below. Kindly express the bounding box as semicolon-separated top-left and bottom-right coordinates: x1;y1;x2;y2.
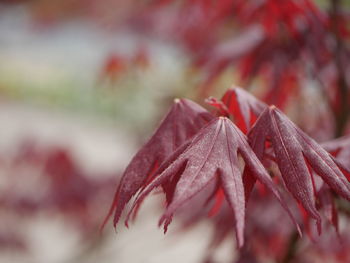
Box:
101;98;214;231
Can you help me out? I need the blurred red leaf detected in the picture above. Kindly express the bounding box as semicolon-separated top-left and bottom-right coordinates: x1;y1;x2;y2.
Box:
101;54;127;82
322;135;350;169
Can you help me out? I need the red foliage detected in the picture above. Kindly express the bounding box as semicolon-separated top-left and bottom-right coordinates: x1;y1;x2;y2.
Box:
0;141;116;251
4;0;349;261
104;86;350;256
101;54;127;82
124;116;299;247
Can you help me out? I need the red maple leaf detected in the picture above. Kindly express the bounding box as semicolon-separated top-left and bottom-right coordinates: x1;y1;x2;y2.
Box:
125;117;300;247
101;99;213;230
247;106;350;231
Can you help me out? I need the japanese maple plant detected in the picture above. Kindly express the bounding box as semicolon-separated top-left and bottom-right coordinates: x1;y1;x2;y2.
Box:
98;0;350;262
102;87;350;262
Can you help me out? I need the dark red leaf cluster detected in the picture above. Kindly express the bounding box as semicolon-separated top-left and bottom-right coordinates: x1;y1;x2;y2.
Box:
104;87;350;249
128;0;349;115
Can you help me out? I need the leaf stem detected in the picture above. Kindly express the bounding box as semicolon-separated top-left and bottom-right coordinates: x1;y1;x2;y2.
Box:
330;0;349;137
